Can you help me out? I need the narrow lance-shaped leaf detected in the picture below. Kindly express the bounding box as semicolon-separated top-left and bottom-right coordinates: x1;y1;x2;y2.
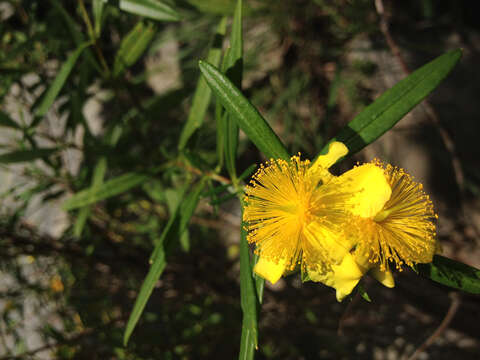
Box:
113;21;156;77
199;60;289;160
417;255;480;294
74;122;125;236
321;49;462;157
124;190;185;347
92;0;105;37
215;89;226;168
118;0;180;22
178;17;227;150
124;178;207;345
63;171;152;211
124;246;167;345
165;188;191;252
0;148;57;164
222;0;243;179
148;186;187;265
187;0;237;14
239;211;259;360
35;42;91;117
49;0;101;74
252;254;264;305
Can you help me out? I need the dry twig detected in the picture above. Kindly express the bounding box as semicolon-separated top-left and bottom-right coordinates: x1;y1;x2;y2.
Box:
408;292;461;360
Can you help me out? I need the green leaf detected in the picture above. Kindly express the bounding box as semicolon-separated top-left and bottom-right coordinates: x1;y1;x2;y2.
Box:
63;172;151;211
187;0;236;14
50;0;83;44
92;0;106;37
324;49;462;156
124;178;207;345
35;42;91;117
357;284;371;302
301;267;311;283
238;164;257;181
199;60;289;160
118;0;180;21
148;187;186;264
113;21;156;77
215;92;226;168
239;212;258;360
253;254;264;305
73;122;124;236
0;111;20;129
417;255;480;294
73;157;108;237
222;0;243;179
178;17;227;150
49;0;102;74
209;192;238;206
0;148;57;163
178;178;207;231
124;245;167;346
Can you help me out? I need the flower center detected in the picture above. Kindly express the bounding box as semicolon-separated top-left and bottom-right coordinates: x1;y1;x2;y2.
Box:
296;197;312;226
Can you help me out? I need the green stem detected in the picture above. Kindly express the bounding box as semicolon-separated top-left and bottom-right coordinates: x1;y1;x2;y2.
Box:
78;0;110;77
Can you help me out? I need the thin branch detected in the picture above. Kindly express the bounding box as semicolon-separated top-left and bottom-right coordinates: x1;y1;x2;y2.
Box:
175;161;232;185
408;292;461;360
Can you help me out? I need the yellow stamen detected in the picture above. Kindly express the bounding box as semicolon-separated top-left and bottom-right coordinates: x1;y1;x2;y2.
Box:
353;160;437;271
243;143;355;283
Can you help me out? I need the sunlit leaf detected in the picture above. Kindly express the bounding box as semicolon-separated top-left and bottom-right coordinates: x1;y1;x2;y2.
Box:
118;0;180;21
417;255;480;294
199;60;289;160
35;42;91;117
63;172;152;210
323;49;462;156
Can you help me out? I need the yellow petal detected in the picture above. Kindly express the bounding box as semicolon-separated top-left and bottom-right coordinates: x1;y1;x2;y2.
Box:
304;221;352;264
253;257;287;284
310;141;348;171
340;164;391;218
308;253;369;302
331;253;368;301
370;266;395;288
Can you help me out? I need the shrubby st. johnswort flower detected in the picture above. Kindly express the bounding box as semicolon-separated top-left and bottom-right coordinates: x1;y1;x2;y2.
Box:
242;142;437;301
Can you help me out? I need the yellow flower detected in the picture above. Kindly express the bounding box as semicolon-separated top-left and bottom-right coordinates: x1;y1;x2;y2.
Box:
310;160;437;301
243;142;356;284
243;140;437;301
